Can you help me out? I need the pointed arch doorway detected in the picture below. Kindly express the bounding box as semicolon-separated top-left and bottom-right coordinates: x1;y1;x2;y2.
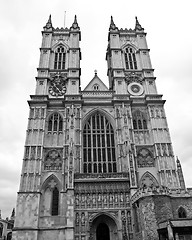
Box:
90;214;118;240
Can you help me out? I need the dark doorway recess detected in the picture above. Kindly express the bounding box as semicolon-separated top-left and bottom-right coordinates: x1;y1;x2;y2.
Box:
96;222;110;240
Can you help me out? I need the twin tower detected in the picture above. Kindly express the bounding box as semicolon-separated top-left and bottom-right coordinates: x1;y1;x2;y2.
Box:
12;15;188;240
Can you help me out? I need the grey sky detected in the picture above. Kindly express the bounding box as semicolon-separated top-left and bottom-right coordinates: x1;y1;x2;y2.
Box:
0;0;192;218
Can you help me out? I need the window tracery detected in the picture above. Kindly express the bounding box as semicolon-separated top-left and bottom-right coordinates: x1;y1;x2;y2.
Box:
44;150;62;170
83;112;117;173
54;45;66;70
48;113;63;133
137;148;154;168
124;47;137;70
132;110;147;130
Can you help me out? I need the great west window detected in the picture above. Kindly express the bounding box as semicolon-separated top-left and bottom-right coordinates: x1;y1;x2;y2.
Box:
83;113;117;173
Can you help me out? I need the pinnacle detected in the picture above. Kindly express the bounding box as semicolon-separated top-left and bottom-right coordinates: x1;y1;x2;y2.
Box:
109;16;118;31
135;16;144;31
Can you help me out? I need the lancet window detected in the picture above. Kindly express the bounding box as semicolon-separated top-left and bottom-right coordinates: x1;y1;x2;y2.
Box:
54;46;66;70
178;207;187;218
83;112;117;173
51;187;59;216
48;113;63;133
124;47;137;70
132;110;147;130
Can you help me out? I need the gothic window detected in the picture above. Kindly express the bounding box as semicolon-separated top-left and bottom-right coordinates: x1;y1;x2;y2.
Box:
48;113;63;133
51;187;59;216
83;112;117;173
54;46;66;70
44;150;62;171
124;47;137;70
132;110;147;130
178;207;187;218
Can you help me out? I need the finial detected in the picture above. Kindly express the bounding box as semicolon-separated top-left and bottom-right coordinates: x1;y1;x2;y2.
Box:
11;208;15;218
74;15;77;24
111;16;114;25
135;16;144;31
109;16;118;31
94;70;97;76
176;156;181;166
70;15;80;30
44;14;53;29
48;14;52;23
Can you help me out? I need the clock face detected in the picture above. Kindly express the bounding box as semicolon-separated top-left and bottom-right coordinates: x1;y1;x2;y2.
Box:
49;78;66;97
127;82;144;96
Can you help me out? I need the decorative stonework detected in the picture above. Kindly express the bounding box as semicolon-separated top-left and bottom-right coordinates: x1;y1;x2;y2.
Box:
44;149;62;170
137;148;154;168
125;72;143;85
75;182;130;209
49;72;67;97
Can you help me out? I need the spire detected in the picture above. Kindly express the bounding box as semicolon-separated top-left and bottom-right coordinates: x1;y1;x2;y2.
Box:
135;16;144;31
44;14;53;30
70;15;80;30
11;208;15;220
176;156;186;190
109;16;118;31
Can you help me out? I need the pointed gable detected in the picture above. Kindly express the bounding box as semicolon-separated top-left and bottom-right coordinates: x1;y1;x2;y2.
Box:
83;72;109;91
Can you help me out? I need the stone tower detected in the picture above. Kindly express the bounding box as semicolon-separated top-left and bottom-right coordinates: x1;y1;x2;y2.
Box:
13;16;188;240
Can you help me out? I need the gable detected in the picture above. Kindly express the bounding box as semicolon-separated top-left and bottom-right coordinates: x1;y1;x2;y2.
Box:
83;74;109;91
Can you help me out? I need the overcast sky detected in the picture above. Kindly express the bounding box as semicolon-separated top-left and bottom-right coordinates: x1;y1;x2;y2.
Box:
0;0;192;219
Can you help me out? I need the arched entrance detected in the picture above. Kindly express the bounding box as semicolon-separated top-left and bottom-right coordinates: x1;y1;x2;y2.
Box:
90;214;118;240
96;223;110;240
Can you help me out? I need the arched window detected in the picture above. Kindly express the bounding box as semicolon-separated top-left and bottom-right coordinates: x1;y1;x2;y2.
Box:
93;84;99;91
178;207;187;218
124;47;137;70
51;187;59;216
132;110;147;130
54;46;66;70
83;112;117;173
48;113;63;133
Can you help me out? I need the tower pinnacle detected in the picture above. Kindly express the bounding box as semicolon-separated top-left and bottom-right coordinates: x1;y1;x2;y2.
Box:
44;14;53;30
176;156;186;190
70;15;80;30
109;16;118;31
135;16;144;31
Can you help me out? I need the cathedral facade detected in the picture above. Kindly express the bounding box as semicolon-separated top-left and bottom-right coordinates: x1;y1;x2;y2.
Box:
12;16;192;240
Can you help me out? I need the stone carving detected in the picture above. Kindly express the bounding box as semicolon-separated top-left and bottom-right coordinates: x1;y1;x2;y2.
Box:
49;72;67;97
140;172;159;190
137;148;154;168
44;149;62;170
125;72;143;85
121;211;128;240
75;190;130;209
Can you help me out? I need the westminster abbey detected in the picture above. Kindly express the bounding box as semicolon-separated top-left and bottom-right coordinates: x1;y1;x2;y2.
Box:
12;15;192;240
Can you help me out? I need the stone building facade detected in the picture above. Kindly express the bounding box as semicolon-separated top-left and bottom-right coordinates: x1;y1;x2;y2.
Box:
0;209;14;240
12;15;192;240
